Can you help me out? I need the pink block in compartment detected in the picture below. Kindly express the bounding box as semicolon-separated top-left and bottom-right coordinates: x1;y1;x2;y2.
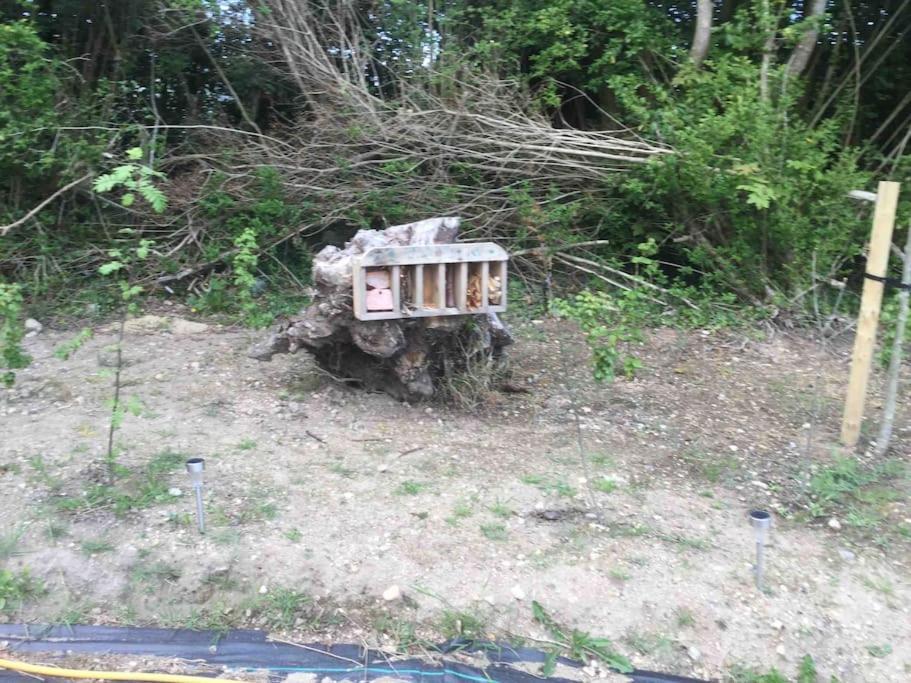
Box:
366;288;394;311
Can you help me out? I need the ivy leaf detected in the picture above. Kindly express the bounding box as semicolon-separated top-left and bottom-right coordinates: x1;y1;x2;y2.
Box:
121;192;135;207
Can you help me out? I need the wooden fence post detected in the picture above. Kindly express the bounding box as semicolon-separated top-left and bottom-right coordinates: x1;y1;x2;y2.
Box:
841;181;901;448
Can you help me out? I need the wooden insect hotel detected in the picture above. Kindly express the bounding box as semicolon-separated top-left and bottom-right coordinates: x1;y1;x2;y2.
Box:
249;217;514;400
353;243;508;320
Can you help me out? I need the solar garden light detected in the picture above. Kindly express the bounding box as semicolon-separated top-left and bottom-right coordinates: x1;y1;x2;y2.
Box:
749;509;772;592
186;458;206;534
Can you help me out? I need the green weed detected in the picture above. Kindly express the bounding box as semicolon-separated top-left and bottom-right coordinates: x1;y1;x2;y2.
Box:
81;539;115;554
55;450;187;516
0;569;44;612
594;478;618;494
489;501;513;518
531;601;632;674
480;523;508;541
866;644;892;658
439;609;487;640
253;587;312;629
395;480;426;496
0;527;24;560
674;607;696;628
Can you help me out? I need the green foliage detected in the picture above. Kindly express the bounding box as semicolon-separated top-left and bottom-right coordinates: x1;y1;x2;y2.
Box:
54;450;187;517
0;568;43;612
553;289;648;381
729;654;819;683
54;328;93;360
252;587;311;629
806;457;905;533
0;281;29;386
93;148;168;212
531;600;632;674
609;55;869;296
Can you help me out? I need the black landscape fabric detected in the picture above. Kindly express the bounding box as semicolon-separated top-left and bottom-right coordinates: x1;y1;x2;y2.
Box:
0;625;706;683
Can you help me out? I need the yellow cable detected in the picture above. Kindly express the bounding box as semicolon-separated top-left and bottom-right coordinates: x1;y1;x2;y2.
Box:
0;657;251;683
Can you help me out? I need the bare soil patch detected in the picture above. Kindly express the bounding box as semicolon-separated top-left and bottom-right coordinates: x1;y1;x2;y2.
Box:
1;308;909;682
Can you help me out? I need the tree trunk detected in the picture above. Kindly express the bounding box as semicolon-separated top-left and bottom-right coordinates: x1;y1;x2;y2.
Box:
690;0;714;67
249;217;513;400
786;0;828;79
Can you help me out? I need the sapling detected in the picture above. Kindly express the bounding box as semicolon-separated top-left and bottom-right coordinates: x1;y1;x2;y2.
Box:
876;222;911;456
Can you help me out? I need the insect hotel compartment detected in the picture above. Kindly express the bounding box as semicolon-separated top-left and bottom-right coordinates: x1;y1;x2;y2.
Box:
353;243;508;321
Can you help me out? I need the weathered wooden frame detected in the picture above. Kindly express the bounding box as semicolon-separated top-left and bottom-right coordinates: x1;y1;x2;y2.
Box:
353;243;508;321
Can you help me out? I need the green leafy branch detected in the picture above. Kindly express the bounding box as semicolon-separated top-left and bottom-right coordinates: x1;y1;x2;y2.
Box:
93;147;168;212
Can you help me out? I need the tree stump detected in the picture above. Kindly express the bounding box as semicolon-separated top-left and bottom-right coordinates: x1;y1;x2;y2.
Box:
249;217;513;400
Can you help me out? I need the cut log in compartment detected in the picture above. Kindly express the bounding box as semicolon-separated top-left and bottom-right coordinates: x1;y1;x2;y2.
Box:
248;217;513;400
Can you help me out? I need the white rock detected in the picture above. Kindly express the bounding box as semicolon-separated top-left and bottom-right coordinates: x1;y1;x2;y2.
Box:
828;518;842;531
168;487;182;497
382;585;401;601
259;585;268;594
510;585;526;600
24;318;42;333
687;646;701;661
837;547;856;562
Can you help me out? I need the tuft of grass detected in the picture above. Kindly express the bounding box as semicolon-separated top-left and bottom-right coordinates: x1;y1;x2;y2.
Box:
679;447;737;483
54;450;188;516
521;475;576;497
81;539;115;555
594;478;618;494
374;615;427;650
254;587;311;629
729;655;819;683
866;644;892;658
0;527;24;560
237;438;257;451
807;457;904;519
328;462;355;478
489;501;513;518
674;607;696;628
480;523;508;541
132;561;180;586
590;453;615;467
623;630;674;659
439;609;487;640
445;501;474;526
284;528;303;543
861;575;894;597
608;567;631;582
45;521;69;541
54;600;93;627
28;455;62;490
395;480;426;496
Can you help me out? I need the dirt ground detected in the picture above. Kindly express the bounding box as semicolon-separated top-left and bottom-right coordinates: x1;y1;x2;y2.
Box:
1;304;909;682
